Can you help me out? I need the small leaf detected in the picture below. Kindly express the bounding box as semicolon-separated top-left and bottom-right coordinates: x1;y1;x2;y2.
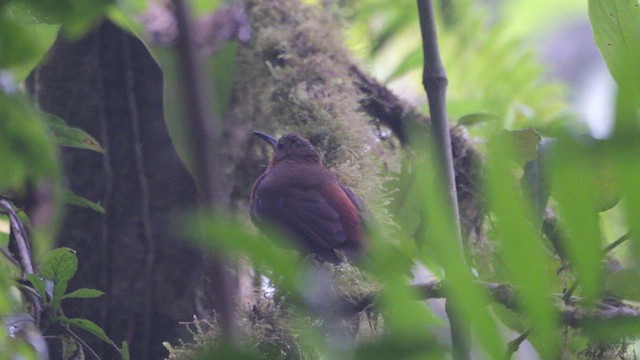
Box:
63;189;105;213
606;269;640;301
121;341;130;360
457;113;499;126
44;113;104;153
60;334;84;360
25;274;49;302
498;128;541;168
54;317;116;347
40;247;78;283
62;288;104;300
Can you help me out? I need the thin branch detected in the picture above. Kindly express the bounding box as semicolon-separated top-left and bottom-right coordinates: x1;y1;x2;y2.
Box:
171;0;236;341
603;232;631;254
416;0;462;241
416;1;467;358
63;326;102;360
562;232;631;302
0;198;34;275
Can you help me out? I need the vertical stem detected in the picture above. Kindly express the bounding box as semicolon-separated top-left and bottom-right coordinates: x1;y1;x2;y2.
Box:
171;0;236;341
416;0;462;242
416;1;469;359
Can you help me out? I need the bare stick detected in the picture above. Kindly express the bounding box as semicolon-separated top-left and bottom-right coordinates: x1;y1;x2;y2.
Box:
0;198;34;275
416;1;468;358
171;0;236;341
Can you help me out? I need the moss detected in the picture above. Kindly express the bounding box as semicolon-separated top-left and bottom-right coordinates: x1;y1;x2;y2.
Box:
165;296;311;360
225;0;397;232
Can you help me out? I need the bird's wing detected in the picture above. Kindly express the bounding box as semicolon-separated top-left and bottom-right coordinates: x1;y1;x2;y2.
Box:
278;186;348;250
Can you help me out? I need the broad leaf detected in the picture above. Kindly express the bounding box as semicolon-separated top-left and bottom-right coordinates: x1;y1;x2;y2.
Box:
55;317;116;347
45;114;105;153
606;268;640;301
62;288;105;300
63;189;105;214
40;248;78;283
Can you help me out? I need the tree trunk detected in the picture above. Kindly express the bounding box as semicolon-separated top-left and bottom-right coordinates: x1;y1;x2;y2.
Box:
29;21;213;359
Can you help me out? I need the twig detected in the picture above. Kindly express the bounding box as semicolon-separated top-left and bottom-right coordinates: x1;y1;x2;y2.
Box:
505;329;530;359
63;326;102;360
0;199;34;275
416;1;468;358
602;232;631;254
562;232;632;302
171;0;236;341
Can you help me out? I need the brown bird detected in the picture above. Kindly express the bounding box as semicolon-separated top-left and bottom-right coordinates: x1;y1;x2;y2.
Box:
250;132;367;263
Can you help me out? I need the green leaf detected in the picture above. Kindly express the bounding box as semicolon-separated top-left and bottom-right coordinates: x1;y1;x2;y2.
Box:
0;5;60;81
44;113;105;153
497;128;541;168
183;213;300;289
60;334;84;360
55;317;116;347
25;274;50;302
121;341;130;360
413;150;505;359
63;189;105;213
9;0;114;38
606;268;640;300
548;136;603;302
457;113;499;126
485;133;560;358
62;288;104;300
588;0;640;89
40;247;78;283
589;0;640;130
0;93;60;192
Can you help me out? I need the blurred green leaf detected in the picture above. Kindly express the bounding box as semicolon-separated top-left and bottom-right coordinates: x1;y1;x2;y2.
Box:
0;93;59;192
384;47;421;83
191;343;263;360
0;7;59;80
354;333;442;360
548;136;603;301
485;134;560;358
416;155;505;359
9;0;114;38
182;213;299;288
588;0;640;90
191;0;221;16
589;0;640;131
45;113;105;153
605;268;640;300
498;128;541;168
25;274;49;302
63;189;105;214
457;113;499;126
62;288;104;300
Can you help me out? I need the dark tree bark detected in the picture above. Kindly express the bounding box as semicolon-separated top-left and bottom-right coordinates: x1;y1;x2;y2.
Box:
28;21;210;359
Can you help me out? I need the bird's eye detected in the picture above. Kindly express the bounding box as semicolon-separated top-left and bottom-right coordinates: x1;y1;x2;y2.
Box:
277;142;284;150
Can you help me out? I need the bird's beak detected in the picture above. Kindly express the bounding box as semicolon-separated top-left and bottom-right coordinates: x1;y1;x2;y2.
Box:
252;131;278;148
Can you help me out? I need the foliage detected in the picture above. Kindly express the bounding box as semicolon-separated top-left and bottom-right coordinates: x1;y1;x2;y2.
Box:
2;0;640;359
346;0;569;132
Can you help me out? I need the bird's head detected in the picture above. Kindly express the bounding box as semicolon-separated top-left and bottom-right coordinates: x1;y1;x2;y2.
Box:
253;131;321;166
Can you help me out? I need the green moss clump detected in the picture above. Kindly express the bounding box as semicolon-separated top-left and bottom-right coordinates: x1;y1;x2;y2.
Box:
225;0;397;233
